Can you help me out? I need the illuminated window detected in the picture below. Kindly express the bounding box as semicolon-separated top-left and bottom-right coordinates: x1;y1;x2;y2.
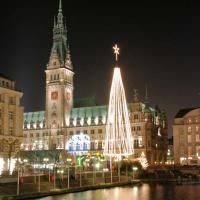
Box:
98;141;102;149
134;139;139;148
9;97;15;105
188;146;192;156
196;134;200;142
90;142;94;150
139;138;143;147
188;126;192;133
76;131;80;135
179;135;185;144
90;130;95;134
134;153;139;158
98;129;102;134
9;112;14;120
196;126;199;132
9;127;14;136
196;146;200;156
69;131;73;135
0;124;2;135
188;135;192;143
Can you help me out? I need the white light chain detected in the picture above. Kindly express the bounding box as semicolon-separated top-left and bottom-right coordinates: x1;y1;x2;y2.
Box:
104;67;134;158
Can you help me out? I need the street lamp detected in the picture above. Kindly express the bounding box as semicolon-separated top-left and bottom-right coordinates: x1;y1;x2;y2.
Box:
22;159;28;176
66;158;72;189
132;166;138;180
57;169;64;181
43;158;50;182
17;158;20;195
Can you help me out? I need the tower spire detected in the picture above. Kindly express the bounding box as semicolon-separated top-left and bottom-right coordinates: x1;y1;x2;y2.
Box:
144;85;151;113
57;0;63;27
145;85;148;103
54;16;56;28
59;0;62;12
133;89;139;103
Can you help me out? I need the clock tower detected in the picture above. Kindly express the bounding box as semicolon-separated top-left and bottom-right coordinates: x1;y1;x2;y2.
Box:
45;0;74;133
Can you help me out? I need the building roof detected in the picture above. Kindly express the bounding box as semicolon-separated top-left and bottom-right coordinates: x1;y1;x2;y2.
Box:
24;111;45;124
74;97;97;108
23;102;159;126
0;73;14;81
175;108;199;118
71;105;107;119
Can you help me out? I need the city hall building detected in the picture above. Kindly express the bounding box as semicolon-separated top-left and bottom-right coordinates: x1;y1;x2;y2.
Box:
21;0;168;165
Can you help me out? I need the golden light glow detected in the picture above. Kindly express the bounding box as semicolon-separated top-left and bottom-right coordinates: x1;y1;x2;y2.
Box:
104;67;134;157
113;44;120;61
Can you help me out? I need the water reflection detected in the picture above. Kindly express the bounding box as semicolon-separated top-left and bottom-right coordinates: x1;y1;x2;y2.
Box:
37;183;200;200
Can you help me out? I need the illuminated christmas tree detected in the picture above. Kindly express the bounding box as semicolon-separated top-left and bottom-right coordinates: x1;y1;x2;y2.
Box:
104;45;134;159
138;152;148;169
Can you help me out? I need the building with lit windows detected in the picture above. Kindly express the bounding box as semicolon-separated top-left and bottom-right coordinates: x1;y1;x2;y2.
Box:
0;73;23;174
22;0;168;165
173;108;200;165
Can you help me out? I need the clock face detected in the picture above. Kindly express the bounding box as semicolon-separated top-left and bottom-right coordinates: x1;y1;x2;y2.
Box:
51;91;58;100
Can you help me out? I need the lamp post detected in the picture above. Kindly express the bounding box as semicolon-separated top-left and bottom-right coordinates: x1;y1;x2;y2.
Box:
66;158;71;189
67;166;70;189
118;161;120;182
92;159;96;185
43;158;50;182
23;159;28;176
132;166;138;180
38;167;40;193
53;163;56;189
110;157;113;184
17;158;20;195
80;167;82;187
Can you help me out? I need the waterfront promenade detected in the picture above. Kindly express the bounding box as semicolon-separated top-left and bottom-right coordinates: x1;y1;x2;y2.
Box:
0;171;138;199
1;165;200;199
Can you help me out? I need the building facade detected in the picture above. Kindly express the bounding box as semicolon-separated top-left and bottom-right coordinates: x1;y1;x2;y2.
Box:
22;0;168;165
173;108;200;165
166;137;174;164
0;74;23;174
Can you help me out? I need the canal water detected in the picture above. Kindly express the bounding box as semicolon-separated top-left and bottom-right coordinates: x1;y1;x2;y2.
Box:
37;183;200;200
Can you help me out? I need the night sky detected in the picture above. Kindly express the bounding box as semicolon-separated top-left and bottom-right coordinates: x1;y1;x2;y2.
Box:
0;1;200;136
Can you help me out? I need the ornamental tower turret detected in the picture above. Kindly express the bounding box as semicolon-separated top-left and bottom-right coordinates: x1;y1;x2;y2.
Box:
144;86;152;122
45;0;74;131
